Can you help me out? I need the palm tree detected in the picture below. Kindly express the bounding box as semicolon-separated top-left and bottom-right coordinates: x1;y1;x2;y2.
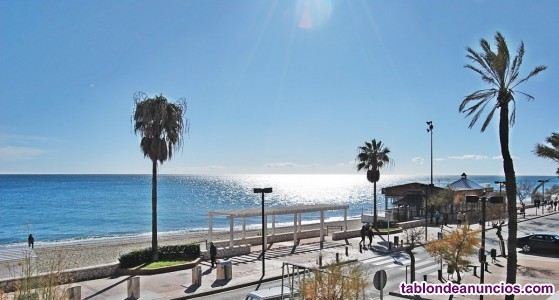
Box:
534;132;559;176
356;139;392;229
459;32;546;297
132;92;188;261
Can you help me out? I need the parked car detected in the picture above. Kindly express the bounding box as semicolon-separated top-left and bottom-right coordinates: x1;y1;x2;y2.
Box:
246;286;296;300
517;233;559;253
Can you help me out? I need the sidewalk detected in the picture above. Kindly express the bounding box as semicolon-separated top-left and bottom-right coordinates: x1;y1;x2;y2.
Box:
3;205;558;299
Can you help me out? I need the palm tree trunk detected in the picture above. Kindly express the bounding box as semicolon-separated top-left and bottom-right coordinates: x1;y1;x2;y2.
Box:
499;100;517;300
373;181;377;229
151;159;159;261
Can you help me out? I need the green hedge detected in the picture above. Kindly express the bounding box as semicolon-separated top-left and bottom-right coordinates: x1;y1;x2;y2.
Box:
119;243;200;268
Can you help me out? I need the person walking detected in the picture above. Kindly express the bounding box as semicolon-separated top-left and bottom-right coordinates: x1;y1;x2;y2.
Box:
359;225;366;248
463;212;469;228
456;212;463;228
367;227;374;248
434;211;441;226
28;234;34;249
209;242;217;268
554;199;558;211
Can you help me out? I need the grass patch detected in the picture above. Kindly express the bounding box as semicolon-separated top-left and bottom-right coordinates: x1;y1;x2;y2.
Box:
142;260;192;270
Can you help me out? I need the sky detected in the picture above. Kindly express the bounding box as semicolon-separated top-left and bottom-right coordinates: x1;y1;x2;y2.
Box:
0;0;558;176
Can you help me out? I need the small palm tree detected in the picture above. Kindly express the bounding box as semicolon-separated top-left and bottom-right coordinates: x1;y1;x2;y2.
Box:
356;139;392;229
132;92;188;261
459;32;546;297
534;132;559;176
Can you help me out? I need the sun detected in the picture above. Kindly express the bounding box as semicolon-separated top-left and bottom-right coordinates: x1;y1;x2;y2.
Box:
296;0;333;30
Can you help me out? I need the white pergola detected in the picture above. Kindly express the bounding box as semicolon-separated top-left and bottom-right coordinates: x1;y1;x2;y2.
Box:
208;204;350;247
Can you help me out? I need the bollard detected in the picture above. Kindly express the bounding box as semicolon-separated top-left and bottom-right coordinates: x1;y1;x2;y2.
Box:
192;266;202;285
345;246;349;256
389;242;392;250
473;265;477;277
127;277;140;299
66;286;81;300
485;262;489;272
336;253;339;263
438;270;442;281
424;274;427;281
319;255;323;267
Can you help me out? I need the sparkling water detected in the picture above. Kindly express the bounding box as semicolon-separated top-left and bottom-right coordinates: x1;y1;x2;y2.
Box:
0;174;553;246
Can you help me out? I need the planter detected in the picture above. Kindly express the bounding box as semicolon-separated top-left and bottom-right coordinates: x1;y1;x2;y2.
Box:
117;257;202;276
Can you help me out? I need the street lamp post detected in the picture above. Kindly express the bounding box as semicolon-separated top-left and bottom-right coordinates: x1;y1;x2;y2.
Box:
466;195;503;300
426;121;434;241
254;187;272;277
538;179;550;214
494;181;505;196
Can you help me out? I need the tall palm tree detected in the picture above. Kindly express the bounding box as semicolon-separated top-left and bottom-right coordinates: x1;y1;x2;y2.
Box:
356;139;392;229
534;132;559;176
133;92;188;261
459;32;546;297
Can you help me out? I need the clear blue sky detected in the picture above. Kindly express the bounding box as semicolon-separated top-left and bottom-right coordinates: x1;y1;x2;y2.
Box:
1;0;557;175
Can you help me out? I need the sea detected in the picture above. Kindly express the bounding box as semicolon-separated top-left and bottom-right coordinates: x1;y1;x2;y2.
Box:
0;174;555;247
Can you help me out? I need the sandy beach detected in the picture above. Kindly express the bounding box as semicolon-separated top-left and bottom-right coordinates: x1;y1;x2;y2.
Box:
33;218;363;272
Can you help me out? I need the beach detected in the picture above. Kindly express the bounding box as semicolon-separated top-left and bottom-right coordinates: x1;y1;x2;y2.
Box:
32;218;363;272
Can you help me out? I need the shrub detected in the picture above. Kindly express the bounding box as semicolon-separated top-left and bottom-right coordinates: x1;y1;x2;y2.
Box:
375;220;397;228
118;243;200;268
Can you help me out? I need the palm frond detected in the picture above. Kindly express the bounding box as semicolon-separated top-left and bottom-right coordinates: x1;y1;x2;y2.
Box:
466;47;499;84
511;65;547;89
464;65;497;86
480;104;498;132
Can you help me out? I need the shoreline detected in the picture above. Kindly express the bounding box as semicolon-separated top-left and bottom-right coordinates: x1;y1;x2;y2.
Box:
31;218;363;272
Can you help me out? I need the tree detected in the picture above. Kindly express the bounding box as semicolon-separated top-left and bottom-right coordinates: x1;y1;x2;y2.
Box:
534;132;559;176
487;202;508;256
132;92;188;261
356;139;393;229
426;227;481;284
299;261;368;299
517;179;535;204
459;32;546;297
402;226;425;283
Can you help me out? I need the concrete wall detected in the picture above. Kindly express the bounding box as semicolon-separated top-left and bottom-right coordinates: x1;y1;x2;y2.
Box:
331;229;361;240
397;219;427;229
0;262;119;293
201;245;251;260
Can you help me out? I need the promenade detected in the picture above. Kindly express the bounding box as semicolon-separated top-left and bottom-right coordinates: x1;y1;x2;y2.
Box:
2;205;559;299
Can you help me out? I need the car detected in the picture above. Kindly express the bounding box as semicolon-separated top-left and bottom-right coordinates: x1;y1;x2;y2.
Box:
517;233;559;253
246;286;296;300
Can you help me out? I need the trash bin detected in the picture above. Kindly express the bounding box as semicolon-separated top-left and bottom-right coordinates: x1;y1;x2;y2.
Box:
216;260;232;280
223;260;232;280
127;277;140;299
192;266;202;285
66;286;81;300
394;236;399;246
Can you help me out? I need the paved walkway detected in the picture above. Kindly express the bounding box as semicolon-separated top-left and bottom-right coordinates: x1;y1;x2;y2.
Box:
3;205;559;299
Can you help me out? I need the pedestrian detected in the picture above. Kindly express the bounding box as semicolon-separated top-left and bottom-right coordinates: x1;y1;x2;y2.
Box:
359;225;366;247
209;242;217;268
443;212;449;226
434;211;441;226
463;212;469;228
456;212;463;228
367;227;374;248
521;203;526;218
28;234;34;249
554;199;558;211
